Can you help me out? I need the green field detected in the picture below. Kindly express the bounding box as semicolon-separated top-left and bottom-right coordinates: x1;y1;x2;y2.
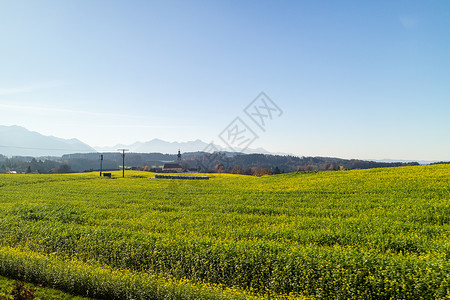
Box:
0;275;91;299
0;165;449;299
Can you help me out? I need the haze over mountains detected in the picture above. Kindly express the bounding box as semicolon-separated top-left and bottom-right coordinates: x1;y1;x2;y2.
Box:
0;125;273;157
0;126;438;165
96;139;275;155
0;125;95;157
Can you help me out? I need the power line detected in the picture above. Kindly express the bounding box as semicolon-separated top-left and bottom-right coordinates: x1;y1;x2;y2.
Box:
99;154;104;176
117;149;129;178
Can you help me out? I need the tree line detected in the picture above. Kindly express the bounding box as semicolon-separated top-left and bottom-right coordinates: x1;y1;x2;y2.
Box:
0;152;420;175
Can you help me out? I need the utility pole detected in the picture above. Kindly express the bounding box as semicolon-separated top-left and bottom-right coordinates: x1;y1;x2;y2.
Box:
99;154;103;176
117;149;129;178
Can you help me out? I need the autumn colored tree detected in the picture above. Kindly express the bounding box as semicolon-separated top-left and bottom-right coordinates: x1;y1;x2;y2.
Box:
253;168;272;177
230;165;243;174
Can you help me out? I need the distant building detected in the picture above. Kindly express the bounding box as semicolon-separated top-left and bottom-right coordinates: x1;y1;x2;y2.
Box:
162;163;183;173
177;149;181;163
162;150;184;172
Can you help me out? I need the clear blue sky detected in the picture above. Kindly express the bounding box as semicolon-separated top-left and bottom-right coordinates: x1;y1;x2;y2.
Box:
1;0;449;161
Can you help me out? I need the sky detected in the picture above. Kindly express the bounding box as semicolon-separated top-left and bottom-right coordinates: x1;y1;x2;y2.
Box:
1;0;449;161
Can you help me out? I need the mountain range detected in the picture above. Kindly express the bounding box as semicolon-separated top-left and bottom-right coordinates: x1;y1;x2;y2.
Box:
0;125;436;164
95;139;277;155
0;125;95;157
0;125;275;157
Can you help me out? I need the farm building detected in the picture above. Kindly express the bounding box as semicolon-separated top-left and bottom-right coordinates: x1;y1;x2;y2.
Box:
162;150;183;172
162;163;183;173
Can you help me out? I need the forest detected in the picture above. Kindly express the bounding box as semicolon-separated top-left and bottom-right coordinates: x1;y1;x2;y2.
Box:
0;152;420;174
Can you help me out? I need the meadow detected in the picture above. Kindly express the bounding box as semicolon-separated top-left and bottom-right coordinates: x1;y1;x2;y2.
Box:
0;165;448;299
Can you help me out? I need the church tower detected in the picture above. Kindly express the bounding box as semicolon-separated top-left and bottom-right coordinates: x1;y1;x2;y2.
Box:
177;149;181;164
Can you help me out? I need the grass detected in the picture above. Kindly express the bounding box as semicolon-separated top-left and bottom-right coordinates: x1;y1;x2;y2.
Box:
0;275;92;300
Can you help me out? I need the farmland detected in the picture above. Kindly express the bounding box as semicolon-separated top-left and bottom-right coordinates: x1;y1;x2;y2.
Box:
0;165;449;299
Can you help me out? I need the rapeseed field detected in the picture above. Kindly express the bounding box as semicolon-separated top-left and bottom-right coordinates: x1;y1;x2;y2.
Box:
0;165;448;299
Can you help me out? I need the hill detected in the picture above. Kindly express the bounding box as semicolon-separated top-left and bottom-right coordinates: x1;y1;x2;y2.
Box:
1;151;420;174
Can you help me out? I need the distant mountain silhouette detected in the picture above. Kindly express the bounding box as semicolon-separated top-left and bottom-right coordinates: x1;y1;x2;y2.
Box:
0;126;423;173
94;139;283;155
0;125;95;157
0;125;289;157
